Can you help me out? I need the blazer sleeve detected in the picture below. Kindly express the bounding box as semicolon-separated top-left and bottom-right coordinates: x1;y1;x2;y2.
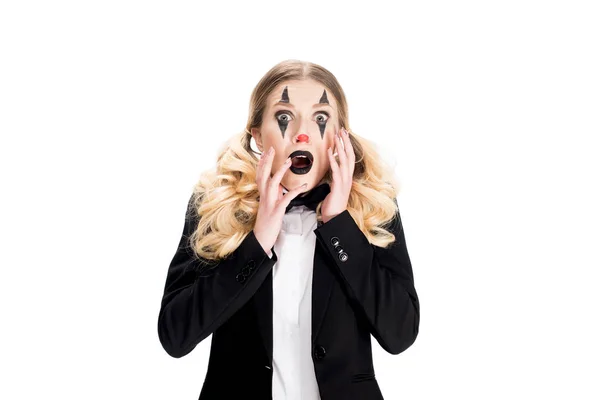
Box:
157;194;278;358
313;198;420;355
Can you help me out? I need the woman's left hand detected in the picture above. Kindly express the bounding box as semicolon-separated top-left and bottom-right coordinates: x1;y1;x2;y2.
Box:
321;127;355;224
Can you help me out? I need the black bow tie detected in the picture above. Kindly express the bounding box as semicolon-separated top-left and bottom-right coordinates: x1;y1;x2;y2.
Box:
285;182;331;213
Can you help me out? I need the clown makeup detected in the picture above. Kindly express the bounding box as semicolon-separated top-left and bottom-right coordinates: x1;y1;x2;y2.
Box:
280;86;290;103
251;79;340;194
316;89;329;136
275;86;331;138
319;89;329;104
276;86;290;136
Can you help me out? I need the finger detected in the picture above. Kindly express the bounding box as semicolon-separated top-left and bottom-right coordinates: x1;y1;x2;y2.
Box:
268;156;292;195
337;127;346;152
256;147;267;185
259;147;275;195
256;149;266;183
328;145;341;187
340;127;355;177
278;182;308;211
335;131;348;183
341;127;355;163
332;126;340;159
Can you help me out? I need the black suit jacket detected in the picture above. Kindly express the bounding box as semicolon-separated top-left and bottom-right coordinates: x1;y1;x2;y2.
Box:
157;194;420;399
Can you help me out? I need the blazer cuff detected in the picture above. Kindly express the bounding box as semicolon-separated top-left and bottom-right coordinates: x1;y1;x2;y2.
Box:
313;209;374;279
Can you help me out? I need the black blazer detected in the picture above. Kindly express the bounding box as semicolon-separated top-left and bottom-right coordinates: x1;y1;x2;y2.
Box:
157;194;420;400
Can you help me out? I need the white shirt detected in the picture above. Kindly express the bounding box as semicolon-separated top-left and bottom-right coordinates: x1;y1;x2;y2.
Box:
267;204;321;400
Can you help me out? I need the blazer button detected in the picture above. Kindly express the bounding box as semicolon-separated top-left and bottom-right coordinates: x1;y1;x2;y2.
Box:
241;266;251;276
333;244;344;254
339;252;348;262
313;345;326;360
247;259;256;271
330;236;340;246
236;273;246;283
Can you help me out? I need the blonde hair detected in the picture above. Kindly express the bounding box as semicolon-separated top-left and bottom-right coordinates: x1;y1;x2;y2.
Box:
187;59;402;266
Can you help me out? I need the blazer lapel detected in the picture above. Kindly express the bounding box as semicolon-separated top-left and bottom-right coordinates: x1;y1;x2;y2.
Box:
252;239;335;364
311;243;335;345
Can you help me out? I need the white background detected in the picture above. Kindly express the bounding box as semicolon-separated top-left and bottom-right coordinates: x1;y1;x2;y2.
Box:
1;0;599;399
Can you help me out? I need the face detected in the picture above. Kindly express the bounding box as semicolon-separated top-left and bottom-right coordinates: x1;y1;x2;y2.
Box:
251;79;339;193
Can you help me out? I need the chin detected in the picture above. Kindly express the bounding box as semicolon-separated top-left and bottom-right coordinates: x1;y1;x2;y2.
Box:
282;175;313;192
281;168;326;192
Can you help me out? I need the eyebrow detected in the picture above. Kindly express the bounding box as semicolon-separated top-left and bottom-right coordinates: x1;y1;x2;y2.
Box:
273;101;333;110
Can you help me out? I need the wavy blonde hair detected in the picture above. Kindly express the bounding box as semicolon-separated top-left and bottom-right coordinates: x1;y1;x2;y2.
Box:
186;59;402;266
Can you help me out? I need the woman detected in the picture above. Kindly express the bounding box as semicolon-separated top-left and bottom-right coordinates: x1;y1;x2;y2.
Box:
157;59;420;400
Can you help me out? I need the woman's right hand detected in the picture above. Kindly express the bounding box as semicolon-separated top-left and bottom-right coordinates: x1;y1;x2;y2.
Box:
254;146;307;256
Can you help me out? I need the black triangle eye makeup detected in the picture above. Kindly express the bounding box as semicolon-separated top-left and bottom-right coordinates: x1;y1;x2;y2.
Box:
275;86;331;138
319;89;329;104
280;86;290;103
316;89;328;137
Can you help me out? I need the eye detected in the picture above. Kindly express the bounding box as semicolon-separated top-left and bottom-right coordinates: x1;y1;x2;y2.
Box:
275;111;292;123
315;112;329;123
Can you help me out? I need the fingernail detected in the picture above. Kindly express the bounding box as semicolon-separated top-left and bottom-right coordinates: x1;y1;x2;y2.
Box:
269;147;274;155
303;183;307;187
343;127;348;136
285;157;291;164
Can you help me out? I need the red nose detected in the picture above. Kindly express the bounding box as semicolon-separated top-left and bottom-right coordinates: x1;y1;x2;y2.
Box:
297;134;309;143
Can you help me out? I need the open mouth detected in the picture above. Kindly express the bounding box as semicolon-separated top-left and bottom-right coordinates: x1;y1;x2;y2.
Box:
288;150;314;174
